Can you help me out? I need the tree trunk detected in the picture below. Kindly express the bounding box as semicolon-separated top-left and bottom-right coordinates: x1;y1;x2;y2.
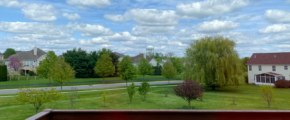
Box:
268;102;270;108
36;107;39;114
211;85;216;90
103;77;105;84
130;98;132;104
188;100;191;109
61;83;63;91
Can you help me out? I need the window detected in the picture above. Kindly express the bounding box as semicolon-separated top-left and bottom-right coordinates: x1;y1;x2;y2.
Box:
249;65;252;71
284;66;288;70
258;65;262;71
24;61;29;66
272;65;276;71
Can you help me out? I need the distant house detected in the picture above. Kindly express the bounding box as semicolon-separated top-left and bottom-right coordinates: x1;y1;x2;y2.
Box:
247;52;290;85
130;53;157;67
0;53;3;60
159;59;171;67
5;47;47;74
114;52;125;61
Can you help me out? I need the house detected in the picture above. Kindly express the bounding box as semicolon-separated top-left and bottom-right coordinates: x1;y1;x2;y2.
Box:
0;53;3;60
114;52;125;61
130;53;157;67
159;59;171;67
247;52;290;85
5;47;47;74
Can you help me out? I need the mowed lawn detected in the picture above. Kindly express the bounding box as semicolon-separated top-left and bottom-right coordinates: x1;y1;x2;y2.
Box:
0;84;290;120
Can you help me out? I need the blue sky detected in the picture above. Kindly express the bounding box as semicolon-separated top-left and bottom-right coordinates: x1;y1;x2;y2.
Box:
0;0;290;58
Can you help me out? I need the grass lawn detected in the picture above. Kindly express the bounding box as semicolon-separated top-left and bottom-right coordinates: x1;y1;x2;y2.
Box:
0;84;290;119
0;75;182;89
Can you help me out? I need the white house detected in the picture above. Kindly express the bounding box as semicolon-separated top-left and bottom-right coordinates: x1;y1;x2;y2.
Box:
247;52;290;85
130;53;158;67
5;47;47;74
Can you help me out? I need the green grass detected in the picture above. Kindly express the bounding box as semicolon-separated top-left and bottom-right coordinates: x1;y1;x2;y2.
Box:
0;75;182;89
1;84;290;119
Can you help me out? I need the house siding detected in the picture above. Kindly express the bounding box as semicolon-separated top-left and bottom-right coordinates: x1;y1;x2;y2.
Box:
248;64;290;84
149;58;157;67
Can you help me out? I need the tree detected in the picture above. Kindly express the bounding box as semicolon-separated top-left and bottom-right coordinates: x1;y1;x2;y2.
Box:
0;59;4;65
50;59;75;91
138;82;151;101
4;48;16;59
155;58;162;66
161;61;177;84
170;57;184;74
37;51;58;84
9;70;20;80
137;58;154;80
15;87;62;113
165;52;176;59
109;52;120;76
98;48;112;56
69;87;78;109
118;56;137;86
260;85;274;108
174;80;205;108
94;54;115;83
102;90;108;107
0;65;8;81
127;82;136;104
185;36;244;90
241;57;250;72
8;56;22;71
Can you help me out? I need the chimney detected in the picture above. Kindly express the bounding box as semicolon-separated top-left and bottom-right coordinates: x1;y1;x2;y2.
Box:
143;53;146;59
34;47;37;55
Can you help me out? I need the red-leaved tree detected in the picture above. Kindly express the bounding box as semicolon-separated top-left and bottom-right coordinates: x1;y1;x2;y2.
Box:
174;80;205;108
8;56;23;71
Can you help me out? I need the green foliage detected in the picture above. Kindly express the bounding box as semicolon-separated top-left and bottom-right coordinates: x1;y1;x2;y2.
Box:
118;56;137;86
260;85;274;108
138;82;151;101
127;82;136;104
94;54;115;83
63;48;100;78
3;48;16;59
155;58;162;65
50;59;75;91
37;51;58;82
185;36;244;90
170;57;184;74
9;70;20;80
98;48;112;56
149;52;165;60
0;59;4;65
15;87;62;113
137;58;154;79
241;57;250;72
161;62;177;83
28;71;35;76
102;90;108;107
152;65;162;75
0;65;7;81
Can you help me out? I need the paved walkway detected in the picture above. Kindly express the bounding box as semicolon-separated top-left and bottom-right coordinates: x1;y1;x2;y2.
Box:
0;80;182;95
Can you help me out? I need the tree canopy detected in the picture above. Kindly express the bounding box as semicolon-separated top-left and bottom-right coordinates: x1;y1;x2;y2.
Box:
161;61;177;84
118;56;137;86
94;54;115;83
4;48;16;59
241;57;250;72
137;58;154;80
8;56;22;71
185;36;244;90
170;57;184;74
37;51;58;84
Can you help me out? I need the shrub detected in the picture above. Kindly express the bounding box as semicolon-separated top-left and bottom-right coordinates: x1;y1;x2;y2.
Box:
260;85;274;108
274;79;290;88
138;82;151;101
0;65;8;81
152;66;162;75
174;80;205;108
127;82;136;104
29;71;35;76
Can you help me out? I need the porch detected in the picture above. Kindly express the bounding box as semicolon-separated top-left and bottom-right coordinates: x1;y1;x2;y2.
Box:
254;72;285;86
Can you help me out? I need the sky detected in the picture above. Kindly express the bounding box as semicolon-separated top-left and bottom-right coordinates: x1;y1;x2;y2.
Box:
0;0;290;58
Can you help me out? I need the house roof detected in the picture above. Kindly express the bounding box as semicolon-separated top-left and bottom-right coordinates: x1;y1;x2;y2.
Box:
114;52;125;57
247;52;290;65
255;72;283;76
130;53;153;63
7;48;47;61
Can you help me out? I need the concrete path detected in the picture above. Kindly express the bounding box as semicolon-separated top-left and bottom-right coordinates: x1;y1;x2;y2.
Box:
0;80;182;95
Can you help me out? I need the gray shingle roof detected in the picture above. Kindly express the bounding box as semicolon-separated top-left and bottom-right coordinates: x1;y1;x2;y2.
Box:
7;48;47;61
130;53;153;63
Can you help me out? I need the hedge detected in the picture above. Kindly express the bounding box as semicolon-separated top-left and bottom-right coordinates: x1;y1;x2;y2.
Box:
0;65;7;81
153;65;162;75
274;79;290;88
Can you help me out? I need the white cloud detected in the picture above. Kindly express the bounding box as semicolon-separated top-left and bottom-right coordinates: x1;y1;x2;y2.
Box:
131;25;176;36
259;24;290;34
176;0;250;19
104;9;179;25
62;13;81;21
285;0;290;4
171;29;206;44
79;37;110;46
21;3;58;22
197;20;240;33
66;0;111;9
0;0;27;8
74;23;114;37
265;9;290;23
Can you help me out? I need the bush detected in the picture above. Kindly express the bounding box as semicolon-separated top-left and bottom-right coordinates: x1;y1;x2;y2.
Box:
29;71;35;76
274;80;290;88
152;66;162;75
0;65;8;81
260;85;274;108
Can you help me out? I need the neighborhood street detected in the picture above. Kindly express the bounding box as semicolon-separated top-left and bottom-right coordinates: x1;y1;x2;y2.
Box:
0;80;182;95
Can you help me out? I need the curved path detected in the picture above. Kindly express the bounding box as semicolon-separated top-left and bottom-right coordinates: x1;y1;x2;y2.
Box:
0;80;182;95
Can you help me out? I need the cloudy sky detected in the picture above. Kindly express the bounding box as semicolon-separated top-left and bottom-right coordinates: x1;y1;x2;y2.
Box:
0;0;290;58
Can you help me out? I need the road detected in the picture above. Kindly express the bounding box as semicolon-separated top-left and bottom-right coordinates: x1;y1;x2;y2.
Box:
0;80;182;95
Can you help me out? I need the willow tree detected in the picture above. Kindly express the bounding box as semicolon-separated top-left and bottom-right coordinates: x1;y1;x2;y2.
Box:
185;36;244;90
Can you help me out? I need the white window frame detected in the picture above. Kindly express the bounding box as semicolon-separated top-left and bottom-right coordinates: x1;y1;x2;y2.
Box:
272;65;276;71
258;65;262;71
249;65;252;71
284;66;288;70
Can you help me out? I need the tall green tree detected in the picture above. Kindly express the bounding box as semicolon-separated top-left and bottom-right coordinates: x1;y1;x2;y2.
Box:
241;57;250;72
50;59;75;91
185;36;244;90
118;56;137;86
94;54;115;83
170;57;184;74
37;51;58;84
161;61;177;84
109;52;120;76
138;82;151;101
137;58;154;80
4;48;16;59
98;48;112;56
